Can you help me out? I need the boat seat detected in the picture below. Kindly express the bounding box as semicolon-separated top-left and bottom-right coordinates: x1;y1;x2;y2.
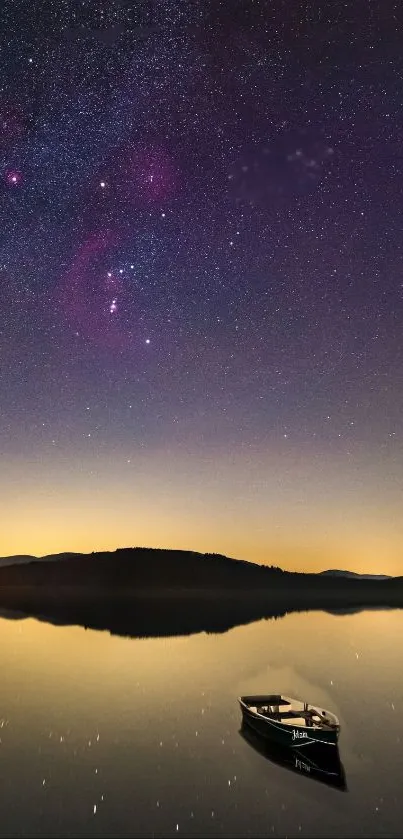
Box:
260;709;335;729
261;710;305;720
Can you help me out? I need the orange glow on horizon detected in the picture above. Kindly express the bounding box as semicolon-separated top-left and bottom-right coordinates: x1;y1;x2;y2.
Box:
1;441;402;575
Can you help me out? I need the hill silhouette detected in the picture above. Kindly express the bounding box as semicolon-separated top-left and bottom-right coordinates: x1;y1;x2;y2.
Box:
0;547;285;588
0;547;401;639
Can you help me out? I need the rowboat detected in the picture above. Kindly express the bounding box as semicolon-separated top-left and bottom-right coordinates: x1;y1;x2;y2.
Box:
238;694;340;748
240;722;346;790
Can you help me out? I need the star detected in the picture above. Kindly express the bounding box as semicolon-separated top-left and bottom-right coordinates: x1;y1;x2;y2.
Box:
5;169;23;187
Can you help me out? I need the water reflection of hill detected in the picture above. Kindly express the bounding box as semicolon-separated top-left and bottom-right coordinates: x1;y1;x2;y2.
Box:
0;547;401;638
0;590;401;640
0;592;290;638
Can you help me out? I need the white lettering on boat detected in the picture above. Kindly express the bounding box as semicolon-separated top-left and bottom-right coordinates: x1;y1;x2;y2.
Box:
292;729;308;740
295;758;310;773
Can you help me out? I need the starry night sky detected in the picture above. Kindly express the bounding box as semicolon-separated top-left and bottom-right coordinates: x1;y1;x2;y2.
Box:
1;1;402;571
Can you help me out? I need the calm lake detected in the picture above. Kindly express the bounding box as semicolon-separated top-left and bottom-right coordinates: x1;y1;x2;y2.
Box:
1;608;402;837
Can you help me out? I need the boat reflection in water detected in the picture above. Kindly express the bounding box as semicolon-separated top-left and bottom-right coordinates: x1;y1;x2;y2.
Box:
240;721;347;791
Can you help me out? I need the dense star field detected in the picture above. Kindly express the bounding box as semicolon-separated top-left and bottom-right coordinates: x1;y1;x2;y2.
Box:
0;1;402;571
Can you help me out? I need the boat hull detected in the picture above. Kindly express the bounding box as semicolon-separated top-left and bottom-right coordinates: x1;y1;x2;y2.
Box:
240;704;339;749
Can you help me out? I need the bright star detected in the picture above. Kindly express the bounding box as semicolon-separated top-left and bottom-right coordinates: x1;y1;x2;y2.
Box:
5;169;23;187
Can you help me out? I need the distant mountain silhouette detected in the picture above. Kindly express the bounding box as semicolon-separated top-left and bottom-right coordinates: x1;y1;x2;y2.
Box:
0;555;34;568
320;570;391;580
0;552;81;568
0;547;401;639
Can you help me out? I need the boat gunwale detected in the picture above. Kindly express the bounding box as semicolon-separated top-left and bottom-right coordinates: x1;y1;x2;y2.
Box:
238;695;340;735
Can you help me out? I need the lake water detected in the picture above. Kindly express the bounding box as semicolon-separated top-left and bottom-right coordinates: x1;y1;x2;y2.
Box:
1;608;402;837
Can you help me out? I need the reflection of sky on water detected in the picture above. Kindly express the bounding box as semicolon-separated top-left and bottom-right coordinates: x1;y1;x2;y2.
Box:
0;609;402;836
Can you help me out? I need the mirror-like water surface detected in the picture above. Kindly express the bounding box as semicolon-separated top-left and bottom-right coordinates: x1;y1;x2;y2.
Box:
1;609;402;837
